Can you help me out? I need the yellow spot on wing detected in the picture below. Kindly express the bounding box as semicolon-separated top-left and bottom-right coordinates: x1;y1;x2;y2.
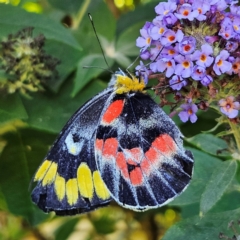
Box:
77;163;94;199
114;75;145;94
42;162;58;186
66;178;78;205
54;174;66;201
93;171;110;200
34;160;51;182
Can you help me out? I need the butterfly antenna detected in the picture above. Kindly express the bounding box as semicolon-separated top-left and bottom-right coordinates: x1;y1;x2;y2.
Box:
146;46;163;67
145;78;185;91
88;13;113;73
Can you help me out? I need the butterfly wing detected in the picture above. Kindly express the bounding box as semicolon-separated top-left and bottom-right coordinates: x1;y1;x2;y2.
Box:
95;92;194;211
31;88;113;215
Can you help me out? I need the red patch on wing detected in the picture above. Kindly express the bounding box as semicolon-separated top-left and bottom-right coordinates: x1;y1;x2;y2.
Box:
116;152;129;179
116;148;144;186
95;139;103;151
102;100;124;124
126;148;142;164
152;134;176;155
145;147;159;164
130;167;143;186
102;138;118;159
140;158;151;175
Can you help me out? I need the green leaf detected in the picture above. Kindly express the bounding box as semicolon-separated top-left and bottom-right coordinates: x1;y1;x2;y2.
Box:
163;208;240;240
48;0;83;13
186;133;230;157
116;21;146;57
169;148;221;206
22;79;107;133
0;94;28;124
210;190;240;213
116;2;158;34
200;160;237;215
44;40;82;91
73;1;116;46
0;128;55;225
114;52;132;68
88;2;116;41
92;215;115;234
54;218;79;240
0;5;80;49
72;54;113;97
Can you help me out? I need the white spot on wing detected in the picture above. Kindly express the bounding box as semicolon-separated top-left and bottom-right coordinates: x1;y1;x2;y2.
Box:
65;133;84;156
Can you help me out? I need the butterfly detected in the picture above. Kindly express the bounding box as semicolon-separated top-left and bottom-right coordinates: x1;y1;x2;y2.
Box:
31;71;194;216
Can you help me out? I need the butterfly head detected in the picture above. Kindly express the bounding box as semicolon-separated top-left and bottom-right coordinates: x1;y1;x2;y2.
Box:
113;72;146;94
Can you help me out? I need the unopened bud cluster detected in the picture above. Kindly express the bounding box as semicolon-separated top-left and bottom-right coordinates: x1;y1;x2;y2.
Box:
0;27;59;96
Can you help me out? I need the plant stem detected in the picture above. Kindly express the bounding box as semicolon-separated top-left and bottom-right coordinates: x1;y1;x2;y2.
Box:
72;0;91;30
229;119;240;152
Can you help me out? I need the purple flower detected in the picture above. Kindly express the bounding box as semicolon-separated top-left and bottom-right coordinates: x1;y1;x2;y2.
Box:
213;50;232;75
178;102;198;123
135;61;152;84
219;17;235;40
178;36;196;55
161;46;178;59
150;22;167;40
205;36;219;44
210;0;228;11
201;74;213;86
155;2;177;17
169;75;187;90
192;44;214;67
233;16;240;34
162;13;178;25
150;58;175;77
136;22;154;50
175;4;199;21
230;4;240;15
140;50;151;60
175;54;193;78
192;65;206;80
227;57;240;75
225;41;238;52
192;0;210;21
149;42;163;61
219;96;240;118
160;29;184;46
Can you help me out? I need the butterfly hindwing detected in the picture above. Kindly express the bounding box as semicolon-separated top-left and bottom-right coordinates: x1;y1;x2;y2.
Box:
95;92;194;211
31;88;113;215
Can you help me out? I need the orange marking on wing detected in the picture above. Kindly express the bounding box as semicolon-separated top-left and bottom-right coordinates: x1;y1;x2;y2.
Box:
125;147;143;164
102;138;118;158
102;100;124;124
130;167;143;186
152;134;176;154
95;139;104;151
127;159;137;165
145;147;159;164
141;158;151;175
116;152;129;178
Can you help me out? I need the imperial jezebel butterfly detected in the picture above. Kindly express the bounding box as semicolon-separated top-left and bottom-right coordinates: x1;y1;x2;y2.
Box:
31;71;194;216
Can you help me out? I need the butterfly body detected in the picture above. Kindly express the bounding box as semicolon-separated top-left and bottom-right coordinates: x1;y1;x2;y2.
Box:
31;73;194;215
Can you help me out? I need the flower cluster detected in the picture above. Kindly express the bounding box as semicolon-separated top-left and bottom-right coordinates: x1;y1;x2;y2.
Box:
136;0;240;122
0;27;59;97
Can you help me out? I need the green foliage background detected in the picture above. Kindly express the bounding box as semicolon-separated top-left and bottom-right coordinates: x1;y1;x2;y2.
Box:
0;0;239;239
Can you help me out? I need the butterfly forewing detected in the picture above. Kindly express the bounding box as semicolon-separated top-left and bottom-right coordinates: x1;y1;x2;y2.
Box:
31;88;113;215
95;92;194;211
